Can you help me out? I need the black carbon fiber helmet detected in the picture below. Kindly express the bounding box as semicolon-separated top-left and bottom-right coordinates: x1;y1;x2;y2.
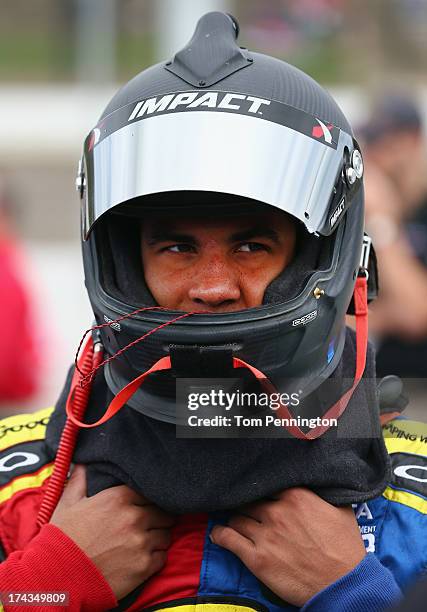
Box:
77;12;371;425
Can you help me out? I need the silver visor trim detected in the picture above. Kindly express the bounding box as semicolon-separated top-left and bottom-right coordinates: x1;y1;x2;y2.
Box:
83;111;354;238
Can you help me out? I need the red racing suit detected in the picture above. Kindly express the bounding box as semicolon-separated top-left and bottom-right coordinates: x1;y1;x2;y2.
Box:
0;408;426;611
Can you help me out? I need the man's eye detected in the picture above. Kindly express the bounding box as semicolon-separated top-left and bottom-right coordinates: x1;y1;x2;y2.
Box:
237;242;268;252
164;244;195;253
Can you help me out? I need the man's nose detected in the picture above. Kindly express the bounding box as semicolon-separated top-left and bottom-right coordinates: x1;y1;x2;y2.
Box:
188;256;241;308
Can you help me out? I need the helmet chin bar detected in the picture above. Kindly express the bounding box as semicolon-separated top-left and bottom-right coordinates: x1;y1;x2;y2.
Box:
62;269;368;440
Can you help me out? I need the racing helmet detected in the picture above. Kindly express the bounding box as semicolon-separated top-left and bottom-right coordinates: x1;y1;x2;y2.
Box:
77;12;372;427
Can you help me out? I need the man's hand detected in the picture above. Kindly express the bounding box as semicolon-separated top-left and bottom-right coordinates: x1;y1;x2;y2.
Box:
51;465;175;601
210;487;366;607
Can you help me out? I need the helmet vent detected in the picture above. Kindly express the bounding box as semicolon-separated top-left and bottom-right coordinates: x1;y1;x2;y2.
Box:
165;12;252;87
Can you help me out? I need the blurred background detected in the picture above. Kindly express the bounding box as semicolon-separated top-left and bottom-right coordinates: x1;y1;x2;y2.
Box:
1;0;426;417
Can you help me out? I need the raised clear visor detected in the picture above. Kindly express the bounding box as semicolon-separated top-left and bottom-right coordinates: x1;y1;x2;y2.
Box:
82;110;354;238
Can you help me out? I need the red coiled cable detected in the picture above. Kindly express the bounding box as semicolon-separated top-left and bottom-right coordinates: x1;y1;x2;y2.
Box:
36;338;102;527
37;307;199;527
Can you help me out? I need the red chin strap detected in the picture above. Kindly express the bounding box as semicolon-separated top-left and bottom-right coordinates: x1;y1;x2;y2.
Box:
37;277;368;525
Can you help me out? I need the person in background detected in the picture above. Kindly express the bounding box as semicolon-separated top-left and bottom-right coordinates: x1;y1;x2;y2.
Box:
359;94;427;379
0;178;40;411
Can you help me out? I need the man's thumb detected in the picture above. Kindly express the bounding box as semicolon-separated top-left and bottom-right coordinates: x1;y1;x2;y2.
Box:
60;464;87;505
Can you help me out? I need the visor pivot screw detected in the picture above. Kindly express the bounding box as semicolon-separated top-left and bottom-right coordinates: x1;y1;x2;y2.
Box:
247;57;254;62
313;287;325;300
345;166;357;186
165;61;172;66
351;150;364;179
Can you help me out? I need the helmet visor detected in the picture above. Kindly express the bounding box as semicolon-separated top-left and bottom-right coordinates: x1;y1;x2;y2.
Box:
82;92;357;239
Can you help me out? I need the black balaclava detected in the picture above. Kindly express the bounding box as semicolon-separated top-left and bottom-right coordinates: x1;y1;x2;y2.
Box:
46;326;389;514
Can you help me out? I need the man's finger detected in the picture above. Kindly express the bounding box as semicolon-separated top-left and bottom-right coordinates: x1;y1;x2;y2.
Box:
227;515;261;543
146;528;172;552
144;507;176;530
61;464;87;506
237;502;264;523
210;525;255;565
97;484;152;506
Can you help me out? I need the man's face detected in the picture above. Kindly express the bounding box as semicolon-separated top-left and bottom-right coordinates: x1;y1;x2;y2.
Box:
141;208;296;312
